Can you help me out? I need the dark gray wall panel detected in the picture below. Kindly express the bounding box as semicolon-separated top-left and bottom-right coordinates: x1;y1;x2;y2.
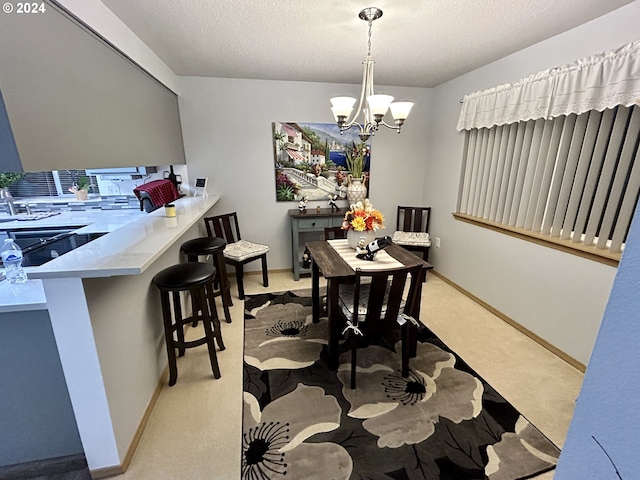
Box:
0;1;185;172
0;90;22;172
0;309;83;465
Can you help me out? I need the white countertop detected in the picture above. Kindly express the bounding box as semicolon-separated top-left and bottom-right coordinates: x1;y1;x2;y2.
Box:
0;209;146;232
29;195;219;279
0;195;220;310
0;279;47;313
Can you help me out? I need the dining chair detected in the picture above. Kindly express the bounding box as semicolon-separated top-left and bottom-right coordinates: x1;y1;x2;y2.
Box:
336;262;423;389
392;206;432;261
324;226;346;240
204;212;269;300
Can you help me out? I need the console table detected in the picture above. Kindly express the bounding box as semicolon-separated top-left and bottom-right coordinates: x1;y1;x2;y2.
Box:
289;208;345;280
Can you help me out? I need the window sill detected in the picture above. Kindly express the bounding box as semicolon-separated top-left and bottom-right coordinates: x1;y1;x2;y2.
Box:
453;213;620;267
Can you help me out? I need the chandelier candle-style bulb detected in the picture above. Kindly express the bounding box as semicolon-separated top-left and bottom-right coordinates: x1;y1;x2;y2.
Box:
367;94;394;120
329;7;414;138
331;97;357;124
390;101;415;128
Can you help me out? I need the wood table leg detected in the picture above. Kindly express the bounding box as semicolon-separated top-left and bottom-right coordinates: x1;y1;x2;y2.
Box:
327;278;340;370
409;266;425;358
312;260;320;324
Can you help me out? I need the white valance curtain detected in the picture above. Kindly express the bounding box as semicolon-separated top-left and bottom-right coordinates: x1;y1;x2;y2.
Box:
457;40;640;131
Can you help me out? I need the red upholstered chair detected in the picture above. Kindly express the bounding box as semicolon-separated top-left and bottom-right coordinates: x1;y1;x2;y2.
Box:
204;212;269;300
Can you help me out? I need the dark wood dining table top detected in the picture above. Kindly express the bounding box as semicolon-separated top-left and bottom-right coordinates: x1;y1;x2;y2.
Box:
305;240;433;278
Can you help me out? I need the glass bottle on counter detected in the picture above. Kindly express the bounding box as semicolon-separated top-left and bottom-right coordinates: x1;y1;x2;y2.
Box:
1;238;27;284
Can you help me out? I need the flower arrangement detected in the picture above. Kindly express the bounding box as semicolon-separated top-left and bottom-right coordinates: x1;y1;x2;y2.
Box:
334;168;346;186
345;141;369;180
342;199;385;232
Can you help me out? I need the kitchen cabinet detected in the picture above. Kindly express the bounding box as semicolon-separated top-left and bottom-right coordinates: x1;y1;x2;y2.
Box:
289;208;345;280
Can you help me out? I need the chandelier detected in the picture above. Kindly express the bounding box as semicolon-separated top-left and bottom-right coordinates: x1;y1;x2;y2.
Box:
330;7;414;141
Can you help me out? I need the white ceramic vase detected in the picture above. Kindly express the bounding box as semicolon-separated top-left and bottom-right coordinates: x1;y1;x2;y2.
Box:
346;175;367;205
347;228;377;249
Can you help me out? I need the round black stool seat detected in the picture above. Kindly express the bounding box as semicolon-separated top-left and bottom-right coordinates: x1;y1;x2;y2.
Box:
152;261;225;386
181;236;226;256
181;236;233;323
153;262;216;290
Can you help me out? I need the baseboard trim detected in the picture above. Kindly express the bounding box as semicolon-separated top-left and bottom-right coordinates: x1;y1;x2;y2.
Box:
90;366;169;479
431;270;586;373
90;464;124;479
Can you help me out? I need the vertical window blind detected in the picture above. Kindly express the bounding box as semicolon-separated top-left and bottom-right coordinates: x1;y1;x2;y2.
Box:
457;105;640;255
456;40;640;262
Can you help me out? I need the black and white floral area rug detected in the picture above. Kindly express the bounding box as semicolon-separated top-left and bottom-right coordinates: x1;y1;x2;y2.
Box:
242;291;560;480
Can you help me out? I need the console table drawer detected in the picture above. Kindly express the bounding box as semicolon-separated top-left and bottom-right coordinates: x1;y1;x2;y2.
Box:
297;217;330;230
289;208;346;281
331;216;345;227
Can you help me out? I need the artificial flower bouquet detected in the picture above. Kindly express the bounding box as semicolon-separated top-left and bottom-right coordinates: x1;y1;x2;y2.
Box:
342;199;385;232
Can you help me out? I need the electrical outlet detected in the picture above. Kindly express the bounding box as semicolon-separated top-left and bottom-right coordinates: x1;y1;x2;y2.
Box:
435;237;441;248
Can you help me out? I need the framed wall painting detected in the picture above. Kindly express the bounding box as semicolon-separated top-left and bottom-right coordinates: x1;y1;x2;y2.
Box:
272;122;371;202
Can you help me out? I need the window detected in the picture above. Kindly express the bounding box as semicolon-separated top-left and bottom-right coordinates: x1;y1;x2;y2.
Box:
7;170;98;197
455;105;640;263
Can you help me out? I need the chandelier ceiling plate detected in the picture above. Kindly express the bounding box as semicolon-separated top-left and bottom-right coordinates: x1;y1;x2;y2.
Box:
358;7;383;23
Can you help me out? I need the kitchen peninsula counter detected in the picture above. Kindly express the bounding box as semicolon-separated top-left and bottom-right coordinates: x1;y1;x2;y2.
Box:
5;195;218;279
1;194;221;475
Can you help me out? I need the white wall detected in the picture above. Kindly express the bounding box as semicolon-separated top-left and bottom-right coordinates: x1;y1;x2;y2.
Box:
177;77;432;271
424;1;640;365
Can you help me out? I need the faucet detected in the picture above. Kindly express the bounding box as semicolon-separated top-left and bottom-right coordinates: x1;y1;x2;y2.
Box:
1;195;32;216
0;191;17;215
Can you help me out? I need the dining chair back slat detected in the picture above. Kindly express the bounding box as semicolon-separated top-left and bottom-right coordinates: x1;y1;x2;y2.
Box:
339;262;423;388
324;226;346;240
393;206;432;262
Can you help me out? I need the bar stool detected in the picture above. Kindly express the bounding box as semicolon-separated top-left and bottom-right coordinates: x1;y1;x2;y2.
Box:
181;237;233;323
152;262;225;386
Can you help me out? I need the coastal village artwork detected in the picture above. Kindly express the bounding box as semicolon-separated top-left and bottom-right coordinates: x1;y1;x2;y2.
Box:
272;122;371;202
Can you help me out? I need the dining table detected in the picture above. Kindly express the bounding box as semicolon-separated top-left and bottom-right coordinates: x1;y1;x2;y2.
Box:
305;239;433;369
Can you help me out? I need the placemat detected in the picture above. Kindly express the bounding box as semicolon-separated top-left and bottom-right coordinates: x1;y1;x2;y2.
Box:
327;239;403;270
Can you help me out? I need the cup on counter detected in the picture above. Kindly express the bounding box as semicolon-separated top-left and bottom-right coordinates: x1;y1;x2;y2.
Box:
164;204;176;217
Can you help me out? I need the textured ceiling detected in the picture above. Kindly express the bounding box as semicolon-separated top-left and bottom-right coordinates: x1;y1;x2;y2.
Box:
101;0;634;88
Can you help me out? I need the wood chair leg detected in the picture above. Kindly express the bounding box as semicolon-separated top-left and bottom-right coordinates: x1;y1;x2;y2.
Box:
205;283;225;351
161;292;178;387
173;291;186;356
215;251;234;320
402;324;410;378
261;255;269;287
196;288;221;379
235;265;245;300
190;289;202;330
350;343;357;389
212;264;232;323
